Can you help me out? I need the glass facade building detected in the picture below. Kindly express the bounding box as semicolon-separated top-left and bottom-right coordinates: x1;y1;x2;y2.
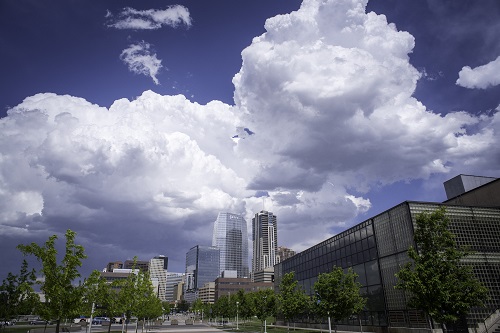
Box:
185;245;220;291
275;201;500;332
212;212;249;278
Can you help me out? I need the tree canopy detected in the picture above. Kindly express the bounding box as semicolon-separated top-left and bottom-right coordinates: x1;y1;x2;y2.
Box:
277;272;311;331
17;229;87;333
0;260;39;321
396;207;488;326
314;267;366;332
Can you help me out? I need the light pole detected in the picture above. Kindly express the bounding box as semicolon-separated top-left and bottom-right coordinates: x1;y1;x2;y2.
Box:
263;296;267;333
236;301;239;330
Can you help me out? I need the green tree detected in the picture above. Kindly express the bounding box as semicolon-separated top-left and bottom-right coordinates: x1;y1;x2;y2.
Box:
313;267;366;333
277;272;311;332
191;299;203;314
17;229;87;333
82;270;119;333
0;260;39;321
252;289;276;332
114;260;161;332
236;289;254;322
214;295;231;322
161;301;171;317
396;208;488;331
176;299;189;312
135;271;162;328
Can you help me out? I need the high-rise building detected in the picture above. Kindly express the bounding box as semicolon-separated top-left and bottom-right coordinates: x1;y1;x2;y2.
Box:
149;255;168;301
212;212;249;278
185;245;220;303
252;210;278;273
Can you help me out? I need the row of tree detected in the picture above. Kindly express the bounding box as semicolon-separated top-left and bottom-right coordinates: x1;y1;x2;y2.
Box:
0;230;166;333
1;208;489;333
188;268;365;333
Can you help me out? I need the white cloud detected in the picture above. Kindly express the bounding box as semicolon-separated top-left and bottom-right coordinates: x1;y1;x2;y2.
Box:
1;0;500;276
456;55;500;89
107;5;192;30
120;41;162;84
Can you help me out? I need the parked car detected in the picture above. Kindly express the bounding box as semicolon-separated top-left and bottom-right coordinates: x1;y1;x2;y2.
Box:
30;319;52;325
92;317;110;325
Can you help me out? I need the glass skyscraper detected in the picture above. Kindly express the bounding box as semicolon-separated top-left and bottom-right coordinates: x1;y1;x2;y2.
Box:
212;212;249;278
252;210;278;273
185;245;220;292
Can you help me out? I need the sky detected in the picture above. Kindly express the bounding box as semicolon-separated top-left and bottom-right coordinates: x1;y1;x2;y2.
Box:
1;0;499;283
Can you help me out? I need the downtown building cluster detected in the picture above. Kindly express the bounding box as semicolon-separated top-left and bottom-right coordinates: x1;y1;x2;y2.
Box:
102;210;295;306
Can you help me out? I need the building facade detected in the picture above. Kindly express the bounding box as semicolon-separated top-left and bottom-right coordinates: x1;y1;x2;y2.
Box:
185;245;220;303
149;255;168;301
275;201;500;332
124;259;149;273
212;212;250;278
166;272;184;303
199;282;216;304
252;210;279;273
214;277;274;300
277;246;296;262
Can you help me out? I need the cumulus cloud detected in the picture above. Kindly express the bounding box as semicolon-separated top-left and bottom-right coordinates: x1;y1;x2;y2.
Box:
107;5;192;30
456;55;500;89
1;0;500;277
120;41;162;84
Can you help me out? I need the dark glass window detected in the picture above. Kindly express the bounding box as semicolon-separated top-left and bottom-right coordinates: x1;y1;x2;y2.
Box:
365;260;381;285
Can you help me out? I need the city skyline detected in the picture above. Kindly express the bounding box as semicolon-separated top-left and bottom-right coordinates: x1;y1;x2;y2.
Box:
1;0;500;281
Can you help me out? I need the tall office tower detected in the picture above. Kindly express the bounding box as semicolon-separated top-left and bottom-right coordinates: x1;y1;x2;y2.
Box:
212;212;249;278
252;210;278;273
149;255;168;301
185;245;220;302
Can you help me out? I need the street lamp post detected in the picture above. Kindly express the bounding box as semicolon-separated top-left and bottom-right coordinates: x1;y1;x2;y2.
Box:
236;301;239;330
263;296;267;333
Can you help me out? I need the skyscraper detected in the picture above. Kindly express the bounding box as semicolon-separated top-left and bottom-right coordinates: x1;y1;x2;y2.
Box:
149;255;168;301
252;210;278;273
185;245;220;302
212;212;249;278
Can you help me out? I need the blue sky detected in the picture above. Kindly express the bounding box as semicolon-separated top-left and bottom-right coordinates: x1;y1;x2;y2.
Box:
1;0;499;281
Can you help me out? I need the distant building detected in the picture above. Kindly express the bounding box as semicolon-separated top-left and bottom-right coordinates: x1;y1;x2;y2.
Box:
149;255;168;301
106;261;123;272
124;259;149;273
277;246;296;262
251;267;275;283
212;212;250;278
185;245;220;303
199;282;215;304
252;210;279;273
166;272;184;303
214;276;273;300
